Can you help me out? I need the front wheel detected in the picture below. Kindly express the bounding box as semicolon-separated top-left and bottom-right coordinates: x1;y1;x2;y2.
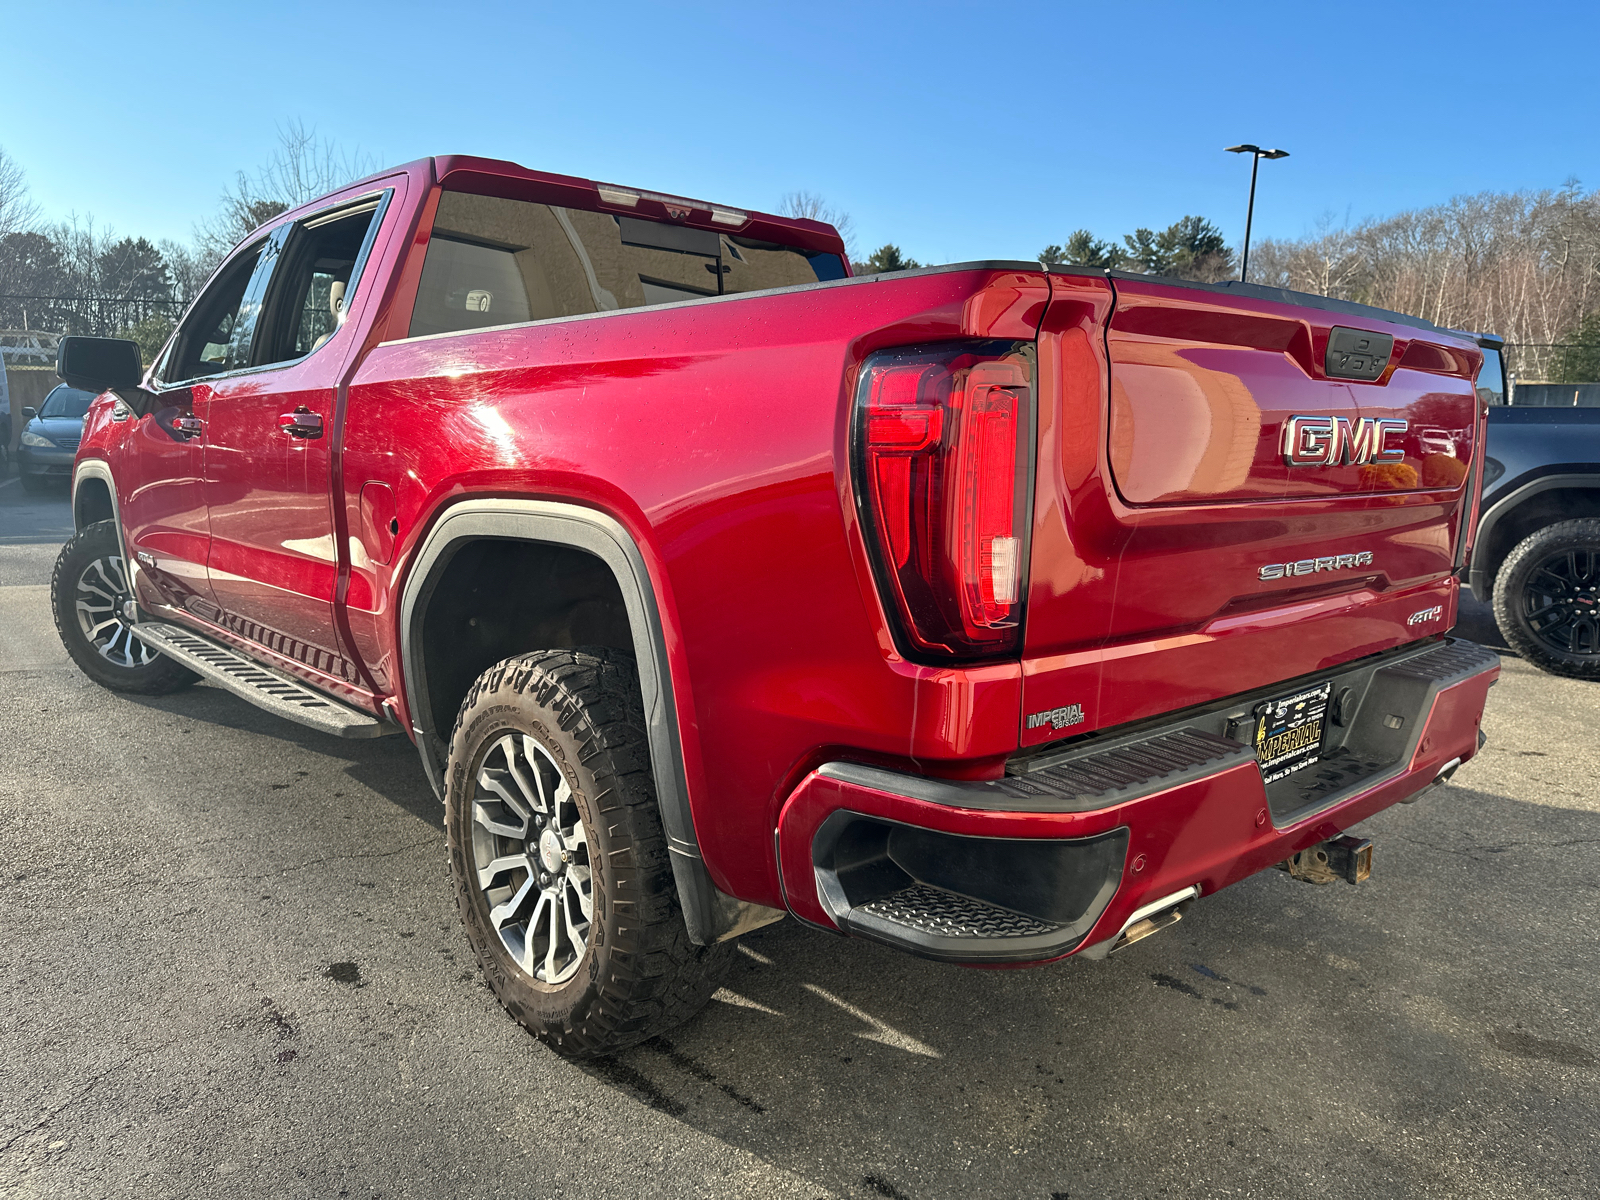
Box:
50;520;199;694
1491;518;1600;680
444;647;732;1057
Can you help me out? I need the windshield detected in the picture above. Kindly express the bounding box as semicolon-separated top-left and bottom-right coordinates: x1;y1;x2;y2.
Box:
39;386;96;420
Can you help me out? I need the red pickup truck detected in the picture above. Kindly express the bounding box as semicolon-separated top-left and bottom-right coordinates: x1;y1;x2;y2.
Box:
52;155;1499;1057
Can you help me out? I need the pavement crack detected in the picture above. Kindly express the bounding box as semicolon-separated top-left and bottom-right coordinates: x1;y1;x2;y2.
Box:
1391;833;1600;858
168;837;437;885
0;1040;176;1157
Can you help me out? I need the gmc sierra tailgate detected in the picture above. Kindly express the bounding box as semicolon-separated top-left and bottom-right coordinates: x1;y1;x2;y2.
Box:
1021;272;1484;746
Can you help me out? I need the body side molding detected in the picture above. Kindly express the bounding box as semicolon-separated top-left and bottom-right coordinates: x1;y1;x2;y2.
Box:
397;497;782;945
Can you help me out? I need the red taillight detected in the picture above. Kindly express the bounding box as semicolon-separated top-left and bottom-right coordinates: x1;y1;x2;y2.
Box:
853;341;1032;659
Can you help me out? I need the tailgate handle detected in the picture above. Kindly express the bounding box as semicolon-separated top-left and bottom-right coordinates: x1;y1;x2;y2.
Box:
1325;326;1394;381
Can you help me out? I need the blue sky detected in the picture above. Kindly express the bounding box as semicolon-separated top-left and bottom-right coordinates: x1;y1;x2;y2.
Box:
5;0;1597;264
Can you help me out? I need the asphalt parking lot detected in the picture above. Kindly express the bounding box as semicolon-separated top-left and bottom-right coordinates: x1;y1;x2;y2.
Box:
2;474;1597;1200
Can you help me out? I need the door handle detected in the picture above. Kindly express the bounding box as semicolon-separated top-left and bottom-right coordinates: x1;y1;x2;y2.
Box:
278;406;324;439
170;414;203;440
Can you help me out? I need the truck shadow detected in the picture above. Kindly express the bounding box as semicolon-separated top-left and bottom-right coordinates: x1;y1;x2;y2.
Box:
1455;592;1512;655
121;682;443;831
576;783;1599;1199
113;673;1598;1196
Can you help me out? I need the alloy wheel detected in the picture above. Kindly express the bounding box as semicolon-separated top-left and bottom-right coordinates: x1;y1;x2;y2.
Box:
470;732;594;986
74;555;157;669
1522;547;1600;657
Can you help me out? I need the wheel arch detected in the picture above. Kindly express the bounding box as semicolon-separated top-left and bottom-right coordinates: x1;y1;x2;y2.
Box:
398;497;780;945
71;460;119;534
1469;473;1600;596
69;460;138;587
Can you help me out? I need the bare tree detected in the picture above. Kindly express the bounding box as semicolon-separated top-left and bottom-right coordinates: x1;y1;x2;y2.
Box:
1251;185;1600;380
195;120;378;267
158;238;213;308
780;189;858;261
0;145;39;238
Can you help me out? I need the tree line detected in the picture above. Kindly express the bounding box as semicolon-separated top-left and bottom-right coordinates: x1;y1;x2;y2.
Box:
847;191;1600;383
0;122;372;364
1247;184;1600;381
5;131;1598;382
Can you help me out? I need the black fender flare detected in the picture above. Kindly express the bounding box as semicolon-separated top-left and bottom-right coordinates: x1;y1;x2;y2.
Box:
1470;472;1600;595
398;497;782;945
70;459;133;567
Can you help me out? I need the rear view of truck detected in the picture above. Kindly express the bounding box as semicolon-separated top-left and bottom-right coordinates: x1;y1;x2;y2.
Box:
781;268;1498;964
51;155;1500;1057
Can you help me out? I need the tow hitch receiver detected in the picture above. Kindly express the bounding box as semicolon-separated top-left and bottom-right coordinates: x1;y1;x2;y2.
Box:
1278;835;1373;886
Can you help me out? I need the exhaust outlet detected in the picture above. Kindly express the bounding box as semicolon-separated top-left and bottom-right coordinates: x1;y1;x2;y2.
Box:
1406;754;1464;802
1108;886;1200;955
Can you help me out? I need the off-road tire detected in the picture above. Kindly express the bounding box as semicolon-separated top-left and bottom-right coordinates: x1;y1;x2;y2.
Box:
50;520;199;694
1491;518;1600;680
445;647;732;1057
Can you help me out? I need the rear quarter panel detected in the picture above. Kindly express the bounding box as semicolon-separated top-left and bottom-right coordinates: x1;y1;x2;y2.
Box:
348;267;1049;904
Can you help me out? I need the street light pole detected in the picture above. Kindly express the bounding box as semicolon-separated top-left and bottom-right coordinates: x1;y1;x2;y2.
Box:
1225;144;1288;283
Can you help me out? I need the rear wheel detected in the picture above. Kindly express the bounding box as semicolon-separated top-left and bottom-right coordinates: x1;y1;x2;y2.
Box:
50;520;199;694
1492;519;1600;679
444;647;732;1057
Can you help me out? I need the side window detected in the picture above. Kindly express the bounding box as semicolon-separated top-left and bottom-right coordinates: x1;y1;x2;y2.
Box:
407;189;848;339
165;242;267;381
1477;347;1507;406
254;199;382;367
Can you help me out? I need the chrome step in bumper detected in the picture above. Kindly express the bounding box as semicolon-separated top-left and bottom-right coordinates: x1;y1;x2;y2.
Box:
133;622;393;740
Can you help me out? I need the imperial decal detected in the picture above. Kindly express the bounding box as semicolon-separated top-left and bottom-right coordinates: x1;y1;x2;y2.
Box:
1027;703;1085;732
1281;415;1408;467
1259;550;1374;581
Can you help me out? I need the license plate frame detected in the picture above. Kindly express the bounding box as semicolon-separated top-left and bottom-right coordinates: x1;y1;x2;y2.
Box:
1251;680;1333;784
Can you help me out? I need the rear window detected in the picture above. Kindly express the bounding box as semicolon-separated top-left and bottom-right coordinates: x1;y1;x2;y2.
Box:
408;190;846;338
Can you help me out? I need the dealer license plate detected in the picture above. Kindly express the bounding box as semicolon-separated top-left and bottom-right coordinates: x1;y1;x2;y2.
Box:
1252;681;1332;784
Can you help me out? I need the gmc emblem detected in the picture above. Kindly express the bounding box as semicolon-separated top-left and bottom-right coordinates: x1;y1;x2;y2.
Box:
1281;416;1408;467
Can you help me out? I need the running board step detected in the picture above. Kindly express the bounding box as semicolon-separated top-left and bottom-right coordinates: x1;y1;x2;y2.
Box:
133;622;393;739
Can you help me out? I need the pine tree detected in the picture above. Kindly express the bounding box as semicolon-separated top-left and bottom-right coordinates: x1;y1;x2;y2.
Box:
862;244;921;274
1551;309;1600;383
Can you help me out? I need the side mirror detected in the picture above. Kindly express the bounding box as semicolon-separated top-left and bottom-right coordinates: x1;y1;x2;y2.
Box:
22;407;37;422
56;336;143;393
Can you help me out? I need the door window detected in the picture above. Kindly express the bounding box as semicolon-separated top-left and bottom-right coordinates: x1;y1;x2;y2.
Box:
254;199;383;366
163;242;268;381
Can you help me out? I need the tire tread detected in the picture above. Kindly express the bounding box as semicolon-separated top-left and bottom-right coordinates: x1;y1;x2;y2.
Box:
50;521;198;695
445;647;730;1057
1491;518;1600;680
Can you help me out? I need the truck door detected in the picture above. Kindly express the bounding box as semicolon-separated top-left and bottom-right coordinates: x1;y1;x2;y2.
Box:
196;195;386;687
125;238;271;617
